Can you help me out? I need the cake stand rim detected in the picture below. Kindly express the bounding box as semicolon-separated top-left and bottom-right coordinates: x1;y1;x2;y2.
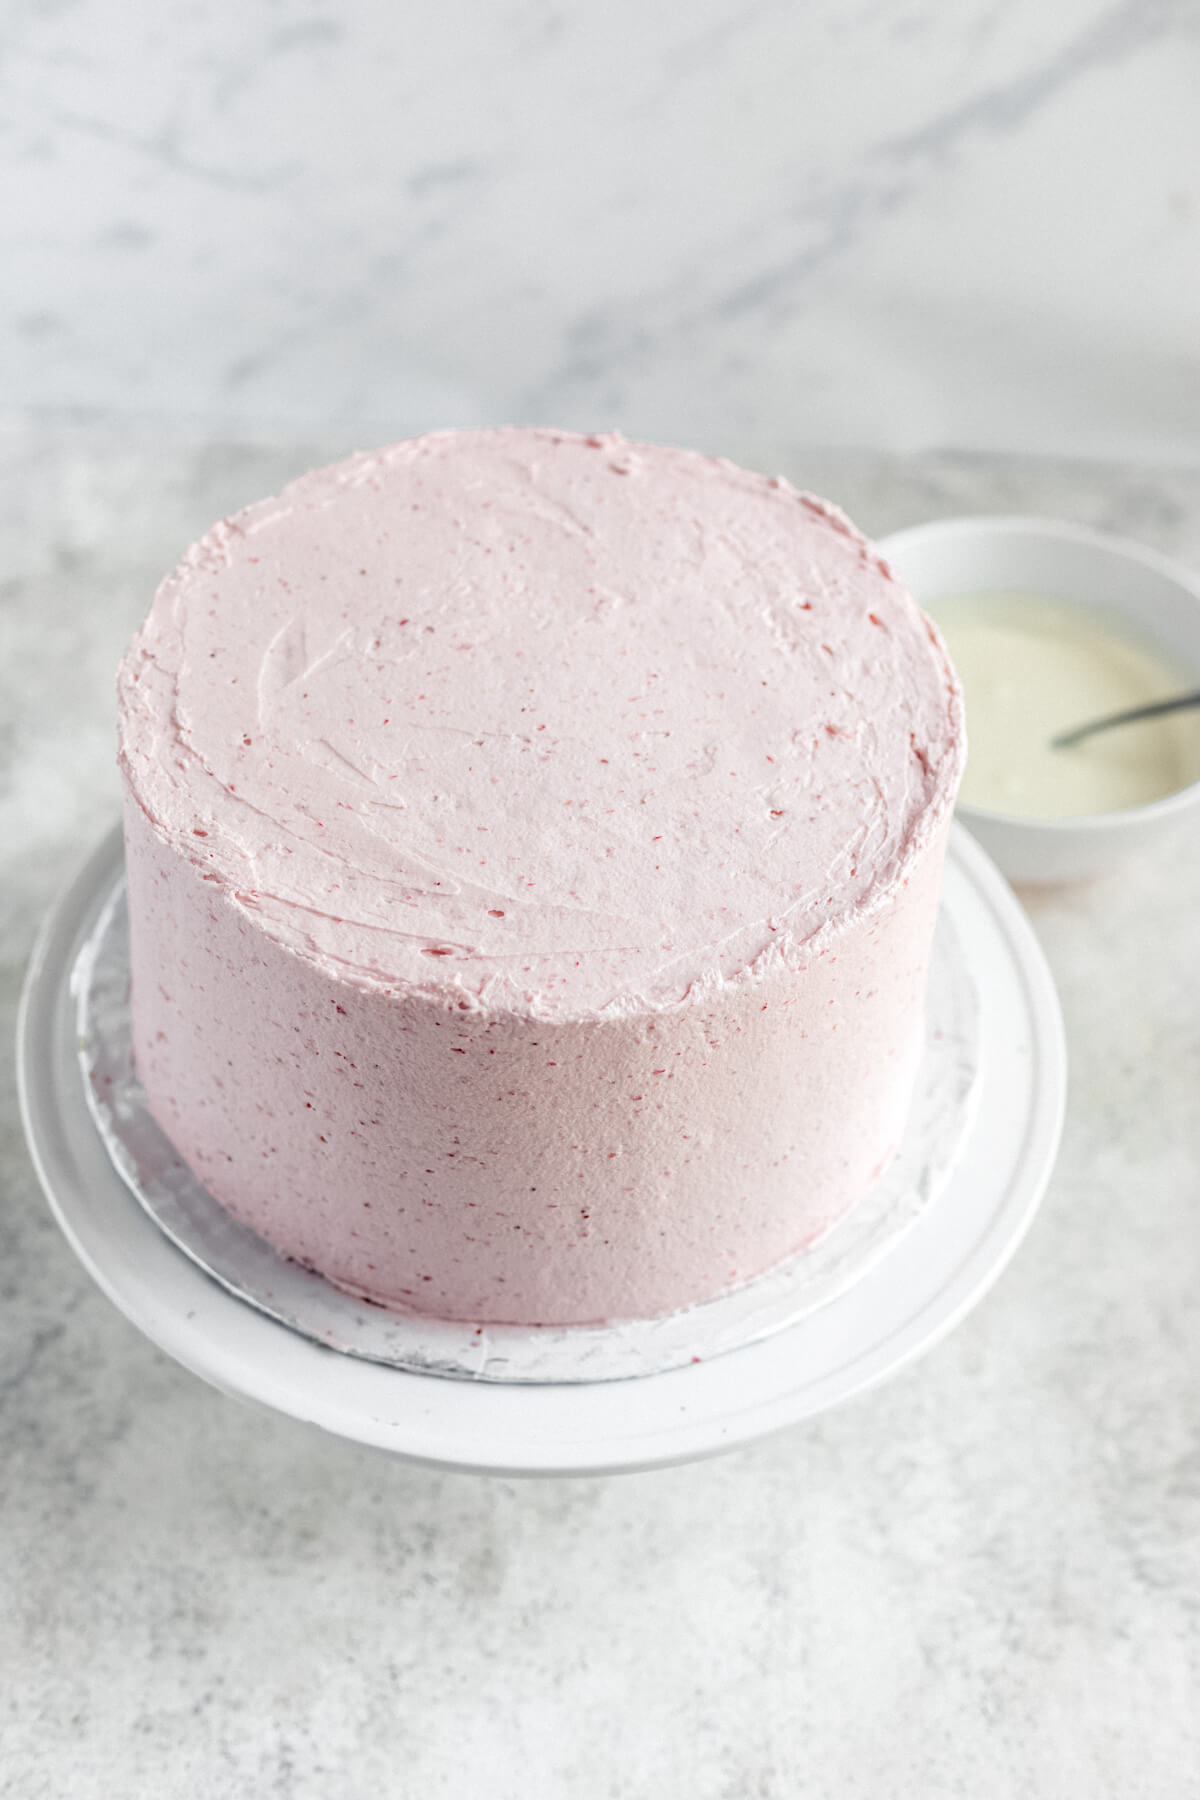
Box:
16;820;1066;1477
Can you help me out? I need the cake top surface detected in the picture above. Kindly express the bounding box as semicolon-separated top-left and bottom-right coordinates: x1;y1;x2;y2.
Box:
118;428;963;1018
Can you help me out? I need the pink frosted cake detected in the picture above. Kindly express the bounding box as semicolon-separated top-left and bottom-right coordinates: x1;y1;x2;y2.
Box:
116;428;964;1326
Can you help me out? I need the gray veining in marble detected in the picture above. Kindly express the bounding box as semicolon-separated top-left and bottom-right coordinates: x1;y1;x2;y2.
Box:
2;419;1199;1798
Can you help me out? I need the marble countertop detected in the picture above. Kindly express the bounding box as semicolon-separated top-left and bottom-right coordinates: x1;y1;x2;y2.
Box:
3;419;1199;1798
8;3;1199;465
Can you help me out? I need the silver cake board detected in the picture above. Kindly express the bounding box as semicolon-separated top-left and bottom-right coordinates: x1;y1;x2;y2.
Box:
73;877;981;1384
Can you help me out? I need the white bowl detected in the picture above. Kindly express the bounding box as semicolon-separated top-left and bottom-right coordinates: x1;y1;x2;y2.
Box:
879;516;1200;883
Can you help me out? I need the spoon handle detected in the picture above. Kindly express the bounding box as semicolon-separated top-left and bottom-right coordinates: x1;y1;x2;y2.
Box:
1052;689;1200;749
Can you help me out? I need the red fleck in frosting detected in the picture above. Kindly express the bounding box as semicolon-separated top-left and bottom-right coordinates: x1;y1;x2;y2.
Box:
117;429;964;1326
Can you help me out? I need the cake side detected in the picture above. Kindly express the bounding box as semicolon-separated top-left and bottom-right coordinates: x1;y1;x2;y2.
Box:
123;792;950;1325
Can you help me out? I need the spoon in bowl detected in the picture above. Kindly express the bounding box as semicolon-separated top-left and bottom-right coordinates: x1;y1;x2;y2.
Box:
1051;689;1200;750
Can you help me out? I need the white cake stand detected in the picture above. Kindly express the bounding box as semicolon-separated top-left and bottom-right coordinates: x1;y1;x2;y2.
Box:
17;823;1065;1476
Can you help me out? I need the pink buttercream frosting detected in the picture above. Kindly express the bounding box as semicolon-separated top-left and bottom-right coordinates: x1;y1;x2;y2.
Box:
117;429;964;1325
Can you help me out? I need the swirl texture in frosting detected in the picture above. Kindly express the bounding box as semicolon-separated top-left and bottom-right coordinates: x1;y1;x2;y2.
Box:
118;428;962;1021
